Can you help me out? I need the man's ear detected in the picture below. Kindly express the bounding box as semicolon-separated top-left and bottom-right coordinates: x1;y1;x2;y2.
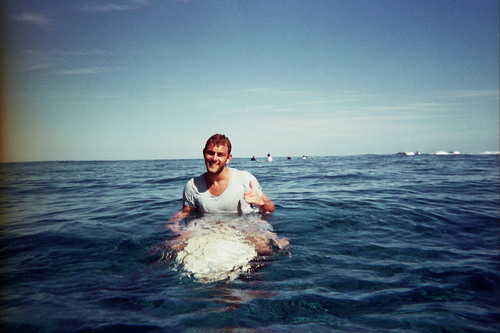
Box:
227;154;233;163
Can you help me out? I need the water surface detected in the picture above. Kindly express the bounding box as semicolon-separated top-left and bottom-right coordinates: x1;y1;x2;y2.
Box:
1;155;499;332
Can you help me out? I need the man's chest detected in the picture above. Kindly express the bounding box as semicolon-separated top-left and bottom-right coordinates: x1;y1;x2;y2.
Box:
207;180;230;196
197;183;248;213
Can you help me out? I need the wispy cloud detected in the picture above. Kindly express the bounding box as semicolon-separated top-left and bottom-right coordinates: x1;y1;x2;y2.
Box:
186;88;492;144
8;49;108;73
436;90;500;99
205;88;459;117
78;0;150;12
55;67;114;75
12;12;54;29
19;62;56;72
26;48;107;57
347;102;459;115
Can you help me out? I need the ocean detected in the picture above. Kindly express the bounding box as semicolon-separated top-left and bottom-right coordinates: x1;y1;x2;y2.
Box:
1;155;499;332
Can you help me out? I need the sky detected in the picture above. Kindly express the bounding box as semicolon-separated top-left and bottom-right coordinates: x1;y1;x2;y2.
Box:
1;0;499;162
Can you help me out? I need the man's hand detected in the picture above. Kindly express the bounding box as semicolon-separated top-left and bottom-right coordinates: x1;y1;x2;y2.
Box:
167;206;195;233
244;181;275;212
244;181;265;207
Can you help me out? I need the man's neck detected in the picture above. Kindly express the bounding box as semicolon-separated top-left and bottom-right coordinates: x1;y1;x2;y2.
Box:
205;166;230;183
204;167;231;196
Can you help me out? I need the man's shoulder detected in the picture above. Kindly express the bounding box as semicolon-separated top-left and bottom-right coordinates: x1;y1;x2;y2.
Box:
230;168;256;180
185;173;206;189
192;172;206;181
230;167;249;175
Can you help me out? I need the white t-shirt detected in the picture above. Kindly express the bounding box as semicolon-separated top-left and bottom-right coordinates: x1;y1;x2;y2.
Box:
183;168;263;214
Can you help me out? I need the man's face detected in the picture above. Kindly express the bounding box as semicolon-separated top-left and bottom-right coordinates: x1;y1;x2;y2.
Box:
203;144;232;174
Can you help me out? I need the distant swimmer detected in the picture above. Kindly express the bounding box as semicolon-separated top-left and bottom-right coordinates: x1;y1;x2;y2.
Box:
250;156;256;161
287;156;291;160
302;155;307;159
267;153;273;162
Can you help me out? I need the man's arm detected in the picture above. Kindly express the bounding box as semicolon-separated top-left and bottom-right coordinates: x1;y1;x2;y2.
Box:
168;205;196;233
257;192;275;213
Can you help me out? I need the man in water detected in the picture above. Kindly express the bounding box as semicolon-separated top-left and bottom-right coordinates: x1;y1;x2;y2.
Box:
170;134;275;227
167;134;287;281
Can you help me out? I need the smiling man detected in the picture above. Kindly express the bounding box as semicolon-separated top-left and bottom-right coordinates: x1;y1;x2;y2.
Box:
171;134;274;224
167;134;288;278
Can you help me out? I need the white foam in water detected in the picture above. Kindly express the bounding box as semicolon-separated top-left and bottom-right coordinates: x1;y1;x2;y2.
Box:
169;215;285;282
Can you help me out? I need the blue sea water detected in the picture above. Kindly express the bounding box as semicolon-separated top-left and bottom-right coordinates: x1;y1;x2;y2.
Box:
1;155;499;332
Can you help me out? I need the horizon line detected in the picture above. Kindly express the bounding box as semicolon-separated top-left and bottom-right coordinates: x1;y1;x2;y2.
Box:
2;152;499;164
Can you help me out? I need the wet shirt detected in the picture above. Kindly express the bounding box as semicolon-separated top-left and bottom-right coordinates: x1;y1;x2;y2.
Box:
183;168;263;214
